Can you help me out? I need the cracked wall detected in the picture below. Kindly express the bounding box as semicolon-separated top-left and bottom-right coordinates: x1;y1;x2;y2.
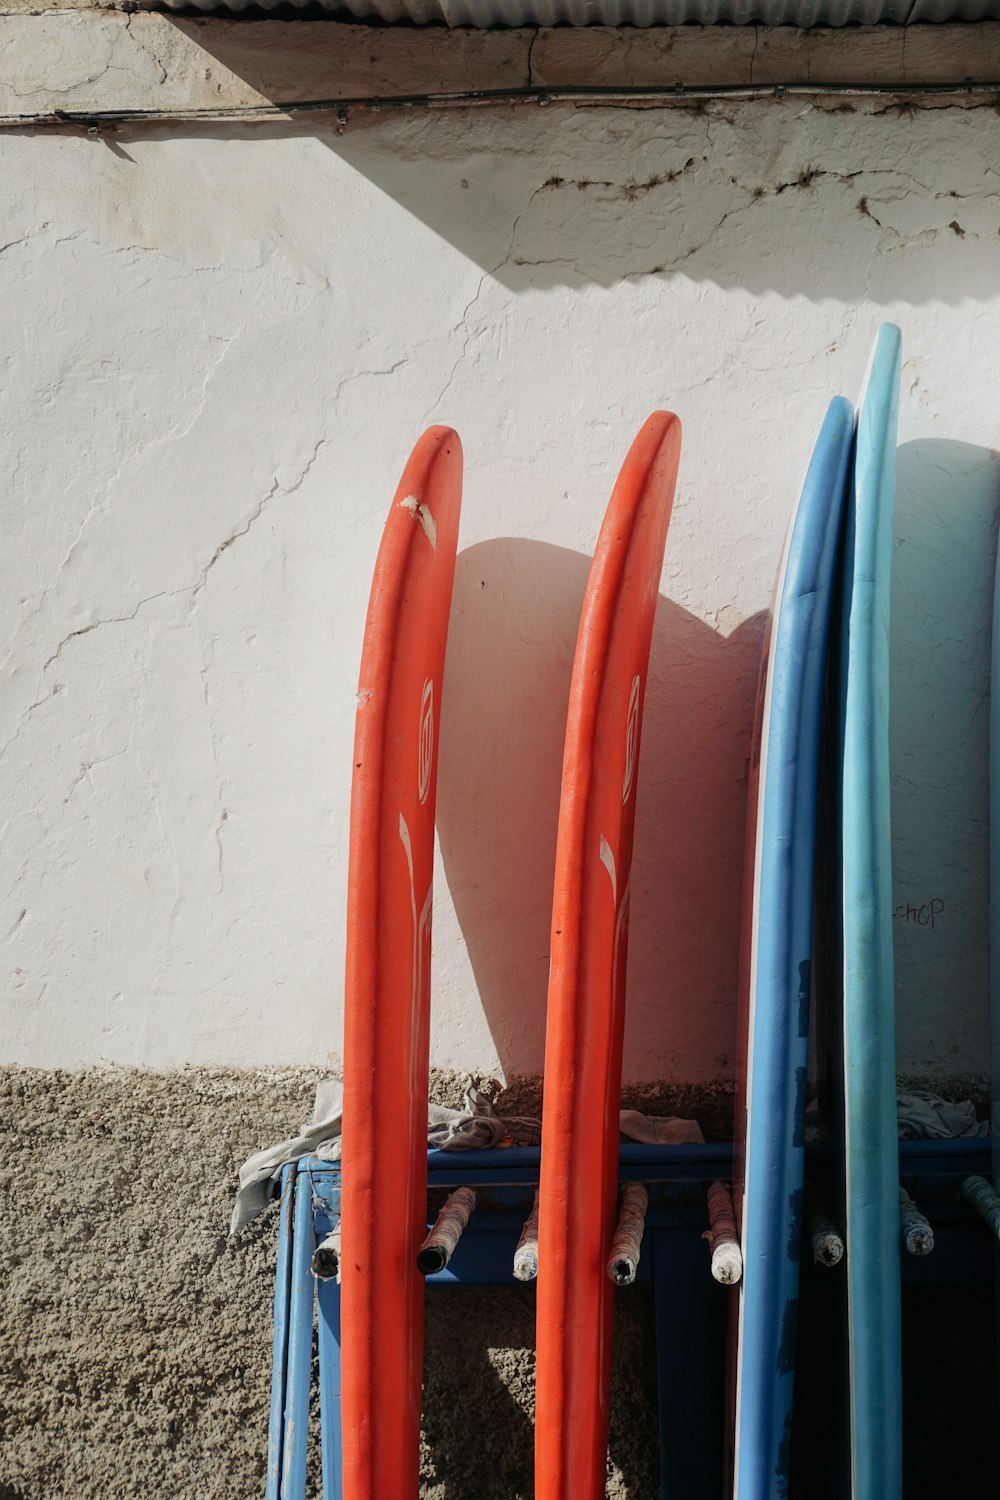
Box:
2;92;998;1095
3;56;1000;1500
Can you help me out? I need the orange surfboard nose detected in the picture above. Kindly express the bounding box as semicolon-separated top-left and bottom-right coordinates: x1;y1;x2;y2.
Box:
340;427;463;1500
535;412;681;1500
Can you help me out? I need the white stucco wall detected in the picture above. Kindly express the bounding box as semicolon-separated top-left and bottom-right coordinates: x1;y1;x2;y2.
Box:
2;84;998;1081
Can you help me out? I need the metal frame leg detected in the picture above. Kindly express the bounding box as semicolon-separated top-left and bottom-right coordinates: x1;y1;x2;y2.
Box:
652;1226;717;1500
266;1165;296;1500
281;1169;316;1500
317;1276;343;1500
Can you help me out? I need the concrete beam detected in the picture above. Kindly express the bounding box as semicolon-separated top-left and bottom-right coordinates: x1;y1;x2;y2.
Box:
0;11;998;122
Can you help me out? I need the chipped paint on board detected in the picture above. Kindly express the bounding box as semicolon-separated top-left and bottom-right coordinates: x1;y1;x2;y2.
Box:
401;495;438;549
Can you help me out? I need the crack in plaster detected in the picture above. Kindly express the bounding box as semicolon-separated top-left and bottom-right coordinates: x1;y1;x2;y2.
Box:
428;162;652;398
51;494;102;588
642;162;990;275
25;438;327;711
658;169;836;269
425;175;563;420
40;586;192;677
63;748;129;805
126;334;238;472
0;234;35;256
453;127;1000;308
126;15;169;89
188;436;326;611
5;908;27;941
333;358;408;404
530;158;700;206
526;27;541;88
213;806;227;897
188;481;281;613
4;432;323;907
478;155;963;282
423;267;499;423
0;18;137;103
0;63;114;102
0;330;239;681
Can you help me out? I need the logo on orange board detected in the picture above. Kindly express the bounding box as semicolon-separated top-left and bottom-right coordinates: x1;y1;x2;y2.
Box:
418;678;434;804
622;674;641;804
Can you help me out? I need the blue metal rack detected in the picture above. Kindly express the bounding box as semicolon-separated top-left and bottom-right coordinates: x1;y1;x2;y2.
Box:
265;1137;994;1500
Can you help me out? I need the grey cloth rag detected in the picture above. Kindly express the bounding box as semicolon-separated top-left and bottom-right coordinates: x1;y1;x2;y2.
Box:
231;1078;346;1234
231;1079;703;1234
618;1109;705;1146
896;1088;987;1141
231;1082;538;1234
805;1088;987;1143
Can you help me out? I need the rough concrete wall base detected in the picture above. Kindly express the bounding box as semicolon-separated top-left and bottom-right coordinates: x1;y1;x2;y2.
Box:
422;1287;662;1497
440;1067;738;1140
0;1066;676;1499
1;1067;314;1500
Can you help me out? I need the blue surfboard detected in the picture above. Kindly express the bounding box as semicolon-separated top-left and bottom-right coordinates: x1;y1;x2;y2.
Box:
835;323;903;1499
993;431;1000;1230
730;396;853;1500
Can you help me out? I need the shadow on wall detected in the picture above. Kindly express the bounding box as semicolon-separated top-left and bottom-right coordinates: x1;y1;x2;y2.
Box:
153;23;999;304
890;439;1000;1080
437;537;766;1087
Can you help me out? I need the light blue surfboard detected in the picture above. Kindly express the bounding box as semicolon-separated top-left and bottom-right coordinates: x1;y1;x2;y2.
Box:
837;322;903;1499
990;372;1000;1382
731;396;853;1500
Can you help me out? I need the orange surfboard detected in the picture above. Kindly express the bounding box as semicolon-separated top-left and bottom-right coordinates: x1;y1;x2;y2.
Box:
535;413;681;1500
339;427;462;1500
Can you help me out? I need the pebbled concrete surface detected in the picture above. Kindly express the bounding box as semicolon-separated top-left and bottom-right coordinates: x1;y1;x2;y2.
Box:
0;1066;314;1500
0;1065;683;1500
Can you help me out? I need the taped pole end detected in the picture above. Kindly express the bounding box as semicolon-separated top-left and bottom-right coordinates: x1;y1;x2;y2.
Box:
705;1181;742;1285
311;1225;342;1281
513;1190;540;1282
606;1182;649;1287
417;1185;477;1277
804;1181;844;1267
961;1175;1000;1240
899;1186;935;1257
416;1244;448;1275
810;1225;845;1268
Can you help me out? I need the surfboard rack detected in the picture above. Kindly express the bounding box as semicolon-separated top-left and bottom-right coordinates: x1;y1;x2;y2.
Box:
264;1135;994;1500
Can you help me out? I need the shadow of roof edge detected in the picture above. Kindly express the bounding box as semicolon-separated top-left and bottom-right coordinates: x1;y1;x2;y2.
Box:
135;0;1000;26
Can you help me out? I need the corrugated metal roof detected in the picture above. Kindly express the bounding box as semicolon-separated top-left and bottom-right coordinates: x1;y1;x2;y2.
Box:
152;0;1000;20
